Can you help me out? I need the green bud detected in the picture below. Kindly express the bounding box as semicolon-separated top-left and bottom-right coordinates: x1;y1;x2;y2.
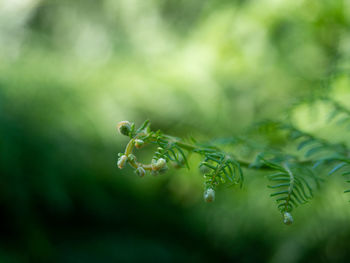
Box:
128;154;136;162
135;167;146;177
204;188;215;203
117;121;132;136
283;212;293;225
135;139;144;149
117;155;128;169
199;165;211;175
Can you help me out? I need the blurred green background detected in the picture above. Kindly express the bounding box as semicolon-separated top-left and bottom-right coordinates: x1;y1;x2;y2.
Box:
1;0;350;262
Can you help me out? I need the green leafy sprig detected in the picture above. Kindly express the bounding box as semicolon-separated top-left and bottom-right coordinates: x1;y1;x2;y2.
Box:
116;117;350;225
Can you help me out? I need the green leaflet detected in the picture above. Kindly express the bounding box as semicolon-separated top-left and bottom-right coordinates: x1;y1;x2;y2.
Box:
200;151;243;189
329;162;347;175
263;159;316;218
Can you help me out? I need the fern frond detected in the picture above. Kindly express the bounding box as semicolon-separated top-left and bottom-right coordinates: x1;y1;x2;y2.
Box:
328;161;350;201
256;155;317;224
282;124;348;159
199;151;243;188
116;119;350;225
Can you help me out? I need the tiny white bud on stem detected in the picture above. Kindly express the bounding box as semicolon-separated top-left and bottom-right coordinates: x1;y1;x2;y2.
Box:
135;167;146;177
204;188;215;203
117;155;128;169
151;158;167;171
283;212;293;225
135;139;144;149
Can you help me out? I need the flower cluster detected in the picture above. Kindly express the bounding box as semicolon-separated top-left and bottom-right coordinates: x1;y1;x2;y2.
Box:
116;121;168;178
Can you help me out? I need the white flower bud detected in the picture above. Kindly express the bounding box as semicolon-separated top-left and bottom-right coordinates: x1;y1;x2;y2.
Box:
117;121;132;136
204;188;215;203
156;158;167;169
117;155;128;169
135;139;144;149
151;158;167;171
283;212;293;225
135;167;146;177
